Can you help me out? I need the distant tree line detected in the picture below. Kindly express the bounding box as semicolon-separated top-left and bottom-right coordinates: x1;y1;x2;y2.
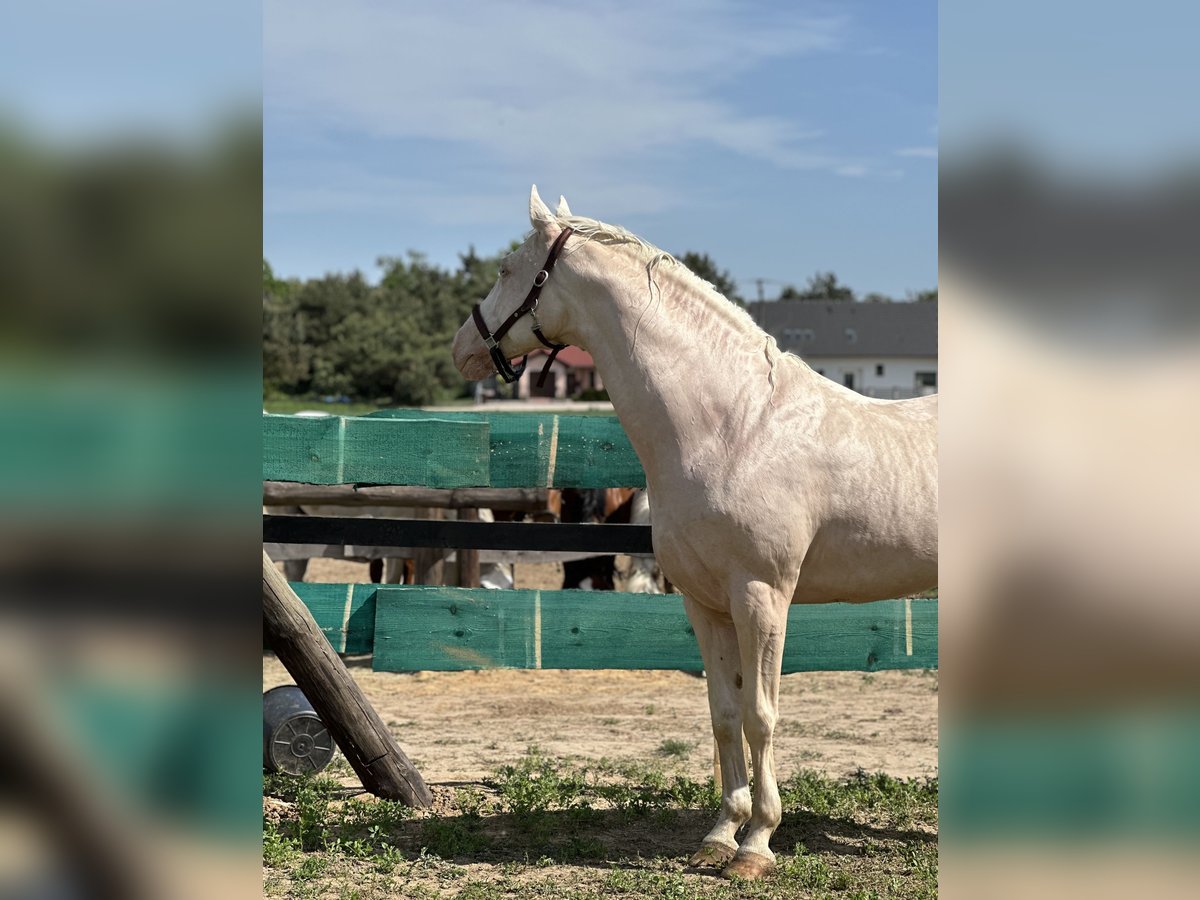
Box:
264;247;504;405
264;247;935;405
677;255;936;305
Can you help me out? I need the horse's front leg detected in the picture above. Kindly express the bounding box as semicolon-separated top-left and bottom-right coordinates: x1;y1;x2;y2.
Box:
723;578;790;880
683;597;751;868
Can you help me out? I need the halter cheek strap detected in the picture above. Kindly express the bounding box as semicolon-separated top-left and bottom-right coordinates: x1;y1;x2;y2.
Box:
471;227;574;387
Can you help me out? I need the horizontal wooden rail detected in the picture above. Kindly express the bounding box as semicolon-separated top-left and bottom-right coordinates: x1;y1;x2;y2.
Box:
289;582;937;674
264;515;654;554
265;543;625;566
263;482;549;511
289;582;377;654
263;412;645;488
263;414;490;486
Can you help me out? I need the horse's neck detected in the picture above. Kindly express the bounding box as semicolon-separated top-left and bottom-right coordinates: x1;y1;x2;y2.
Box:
570;255;799;480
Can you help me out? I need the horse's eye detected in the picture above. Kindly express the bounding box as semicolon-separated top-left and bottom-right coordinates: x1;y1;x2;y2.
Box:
499;266;510;278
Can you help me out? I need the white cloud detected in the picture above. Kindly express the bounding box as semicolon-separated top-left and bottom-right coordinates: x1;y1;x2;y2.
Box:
896;146;938;159
266;159;681;224
265;0;852;173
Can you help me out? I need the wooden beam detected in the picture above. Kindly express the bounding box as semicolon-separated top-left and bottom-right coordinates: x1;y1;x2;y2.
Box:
365;410;645;488
263;414;490;486
262;552;431;806
370;586;938;674
265;542;618;566
263;412;647;488
288;582;376;655
263;482;550;512
457;508;481;588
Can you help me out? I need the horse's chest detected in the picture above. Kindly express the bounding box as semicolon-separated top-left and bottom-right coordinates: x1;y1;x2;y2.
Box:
649;506;767;607
653;533;728;607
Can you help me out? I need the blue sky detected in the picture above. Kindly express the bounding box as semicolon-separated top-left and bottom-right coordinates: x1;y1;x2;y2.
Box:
1;2;260;140
265;0;936;299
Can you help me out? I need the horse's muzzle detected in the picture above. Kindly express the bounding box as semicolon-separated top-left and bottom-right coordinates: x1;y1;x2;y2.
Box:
452;319;504;380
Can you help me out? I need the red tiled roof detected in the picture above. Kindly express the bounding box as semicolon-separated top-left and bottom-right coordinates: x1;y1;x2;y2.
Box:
532;346;595;368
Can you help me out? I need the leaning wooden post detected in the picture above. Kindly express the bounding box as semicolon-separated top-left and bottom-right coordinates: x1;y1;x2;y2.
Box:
262;551;432;807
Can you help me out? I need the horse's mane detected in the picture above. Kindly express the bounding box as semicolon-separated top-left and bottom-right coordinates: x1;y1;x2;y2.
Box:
543;212;793;396
550;213;764;336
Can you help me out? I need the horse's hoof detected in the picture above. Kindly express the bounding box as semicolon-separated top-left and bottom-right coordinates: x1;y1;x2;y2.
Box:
687;841;738;868
722;851;777;880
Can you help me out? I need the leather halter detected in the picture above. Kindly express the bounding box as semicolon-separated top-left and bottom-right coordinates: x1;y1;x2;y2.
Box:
471;227;573;387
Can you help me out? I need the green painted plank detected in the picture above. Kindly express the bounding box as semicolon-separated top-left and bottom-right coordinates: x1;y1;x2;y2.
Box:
58;682;259;834
290;582;377;654
262;414;490;486
366;410;645;488
371;587;937;673
943;712;1200;835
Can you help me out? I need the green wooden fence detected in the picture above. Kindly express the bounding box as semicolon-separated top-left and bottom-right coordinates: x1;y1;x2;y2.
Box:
293;582;937;673
263;411;644;488
265;412;938;673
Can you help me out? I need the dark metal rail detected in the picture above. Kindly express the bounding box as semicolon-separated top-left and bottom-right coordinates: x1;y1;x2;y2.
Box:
263;515;654;554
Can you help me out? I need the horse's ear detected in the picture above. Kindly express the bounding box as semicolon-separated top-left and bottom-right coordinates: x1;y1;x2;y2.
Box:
529;185;555;232
556;195;572;217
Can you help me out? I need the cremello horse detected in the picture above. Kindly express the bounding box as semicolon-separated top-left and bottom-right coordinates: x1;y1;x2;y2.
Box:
452;187;937;879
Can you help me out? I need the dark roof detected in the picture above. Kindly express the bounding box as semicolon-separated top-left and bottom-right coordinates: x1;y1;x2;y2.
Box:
750;300;937;357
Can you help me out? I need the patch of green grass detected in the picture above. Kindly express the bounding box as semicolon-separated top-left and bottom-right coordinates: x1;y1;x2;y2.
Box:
263;751;937;899
655;738;694;758
778;768;938;829
777;844;832;890
294;854;330;881
493;750;591;816
823;728;857;741
420;816;493;859
262;821;299;868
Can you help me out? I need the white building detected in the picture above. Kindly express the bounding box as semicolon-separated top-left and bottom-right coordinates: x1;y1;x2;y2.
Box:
750;300;937;399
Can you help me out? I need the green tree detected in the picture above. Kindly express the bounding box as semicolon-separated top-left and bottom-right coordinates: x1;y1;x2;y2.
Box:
780;271;855;302
677;251;743;304
263;270;374;397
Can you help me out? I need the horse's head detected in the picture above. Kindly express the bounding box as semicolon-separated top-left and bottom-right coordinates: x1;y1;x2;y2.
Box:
452;186;577;382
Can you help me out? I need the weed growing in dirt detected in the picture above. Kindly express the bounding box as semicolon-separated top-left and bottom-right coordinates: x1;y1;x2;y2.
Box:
655;738;694;758
777;768;937;830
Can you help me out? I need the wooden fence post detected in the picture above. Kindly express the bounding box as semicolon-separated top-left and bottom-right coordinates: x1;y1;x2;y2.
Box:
458;507;481;588
262;551;432;807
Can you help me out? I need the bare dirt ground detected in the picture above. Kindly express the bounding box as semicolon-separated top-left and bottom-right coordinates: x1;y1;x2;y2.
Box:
267;558;938;783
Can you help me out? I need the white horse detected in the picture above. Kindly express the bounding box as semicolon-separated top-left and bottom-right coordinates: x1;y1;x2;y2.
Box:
452;187;937;879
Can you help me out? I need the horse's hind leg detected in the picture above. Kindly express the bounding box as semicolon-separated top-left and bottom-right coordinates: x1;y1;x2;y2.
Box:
723;578;789;880
683;597;750;868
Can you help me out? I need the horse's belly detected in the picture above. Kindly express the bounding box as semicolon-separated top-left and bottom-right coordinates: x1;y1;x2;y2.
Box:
790;530;937;603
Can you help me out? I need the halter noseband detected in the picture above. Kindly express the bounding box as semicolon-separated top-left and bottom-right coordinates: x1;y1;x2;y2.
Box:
471;226;574;387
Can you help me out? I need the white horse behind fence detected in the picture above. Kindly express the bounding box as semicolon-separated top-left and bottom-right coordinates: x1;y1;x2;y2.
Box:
620;489;661;594
453;187;937;880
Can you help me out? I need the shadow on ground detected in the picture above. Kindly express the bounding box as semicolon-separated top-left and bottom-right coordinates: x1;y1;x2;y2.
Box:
320;791;934;871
